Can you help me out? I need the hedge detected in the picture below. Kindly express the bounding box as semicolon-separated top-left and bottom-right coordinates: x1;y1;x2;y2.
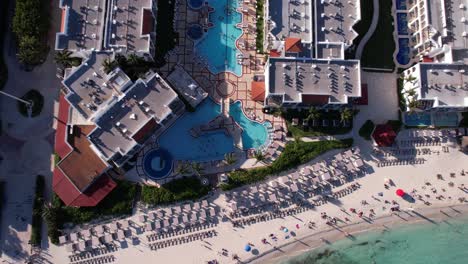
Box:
31;175;45;246
359;120;375;140
222;139;353;190
141;177;210;206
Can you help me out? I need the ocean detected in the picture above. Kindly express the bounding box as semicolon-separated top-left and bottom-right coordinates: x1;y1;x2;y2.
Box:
281;216;468;264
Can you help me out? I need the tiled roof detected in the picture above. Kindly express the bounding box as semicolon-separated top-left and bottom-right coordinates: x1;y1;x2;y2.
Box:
284;38;302;53
251;81;265;101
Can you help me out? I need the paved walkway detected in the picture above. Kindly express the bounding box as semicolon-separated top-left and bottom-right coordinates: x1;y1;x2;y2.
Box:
355;0;380;59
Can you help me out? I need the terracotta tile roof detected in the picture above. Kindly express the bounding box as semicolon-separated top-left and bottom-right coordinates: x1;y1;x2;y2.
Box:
284;38;302;53
269;49;281;57
141;9;154;35
53;169;116;207
251;81;265;101
55;94;72;158
301;94;329;105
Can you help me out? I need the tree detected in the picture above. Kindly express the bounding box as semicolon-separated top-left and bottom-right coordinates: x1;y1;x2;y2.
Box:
175;162;191;176
340;108;353;124
17;35;44;65
191;162;204;177
224;153;237;166
127;54;140;66
54;49;73;68
253;150;265;162
307;107;321;123
102;58;118;73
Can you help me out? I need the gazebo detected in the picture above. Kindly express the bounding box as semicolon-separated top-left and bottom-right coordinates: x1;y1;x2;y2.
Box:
372;124;397;147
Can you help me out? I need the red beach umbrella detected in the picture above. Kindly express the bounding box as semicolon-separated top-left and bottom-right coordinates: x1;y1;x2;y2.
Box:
396;189;405;197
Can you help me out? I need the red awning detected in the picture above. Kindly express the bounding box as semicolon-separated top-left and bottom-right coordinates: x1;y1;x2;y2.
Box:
372;124;397;147
251;81;265;102
396;189;405;197
141;9;154;35
55;94;72;158
269;49;281;57
53;168;117;207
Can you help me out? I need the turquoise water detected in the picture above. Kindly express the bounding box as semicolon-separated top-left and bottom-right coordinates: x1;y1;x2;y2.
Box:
229;101;270;149
159;100;268;161
404;112;431;126
194;0;243;76
281;217;468;264
433;112;459;127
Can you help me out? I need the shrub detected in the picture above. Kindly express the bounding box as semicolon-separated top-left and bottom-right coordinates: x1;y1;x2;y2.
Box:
222;139;353;190
31;175;45;246
255;0;265;52
141;177;210;206
359;120;375;140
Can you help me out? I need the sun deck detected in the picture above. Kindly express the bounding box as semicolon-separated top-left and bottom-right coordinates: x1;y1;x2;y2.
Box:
269;0;312;42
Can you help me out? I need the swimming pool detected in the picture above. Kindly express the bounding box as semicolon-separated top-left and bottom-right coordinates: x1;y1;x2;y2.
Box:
397;13;408;35
396;0;407;10
433;112;459;127
187;24;204;40
404;112;431;126
158;99;269;161
396;38;411;65
143;148;174;179
229;101;270;149
194;0;243;76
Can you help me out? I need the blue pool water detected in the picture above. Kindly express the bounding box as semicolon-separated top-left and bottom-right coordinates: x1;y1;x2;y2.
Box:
188;0;203;9
396;0;406;10
143;148;173;179
433;112;459;127
229;101;270;149
397;13;408;35
187;24;204;40
282;216;468;264
159;100;269;161
396;38;411;65
194;0;243;76
404;112;431;126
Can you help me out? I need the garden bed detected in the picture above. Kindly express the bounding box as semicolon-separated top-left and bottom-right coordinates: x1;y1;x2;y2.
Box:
222;139;353;190
141;177;210;206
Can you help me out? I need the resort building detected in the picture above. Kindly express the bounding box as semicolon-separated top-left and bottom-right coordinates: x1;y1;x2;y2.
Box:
54;51;185;206
56;0;157;58
264;57;361;108
406;0;468;60
401;62;468;112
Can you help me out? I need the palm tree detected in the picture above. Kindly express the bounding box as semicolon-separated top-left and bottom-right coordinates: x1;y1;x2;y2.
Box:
102;58;118;73
253;150;265;162
307;107;321;124
127;54;140;66
340;108;353;124
403;74;417;84
175;162;191;176
224;153;237;166
191;162;205;177
54;49;74;68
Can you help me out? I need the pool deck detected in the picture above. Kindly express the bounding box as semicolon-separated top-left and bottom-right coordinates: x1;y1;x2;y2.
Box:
158;0;285;131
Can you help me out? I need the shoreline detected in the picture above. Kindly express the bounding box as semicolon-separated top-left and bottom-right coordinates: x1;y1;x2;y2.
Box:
248;204;468;264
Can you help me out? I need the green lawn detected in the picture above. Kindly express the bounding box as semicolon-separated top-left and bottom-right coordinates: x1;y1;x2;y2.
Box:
346;0;373;59
222;139;353;190
360;0;396;70
154;0;178;67
141;177;210;206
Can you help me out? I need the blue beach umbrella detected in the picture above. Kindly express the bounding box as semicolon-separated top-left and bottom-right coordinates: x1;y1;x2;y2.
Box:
283;228;289;233
244;244;251;252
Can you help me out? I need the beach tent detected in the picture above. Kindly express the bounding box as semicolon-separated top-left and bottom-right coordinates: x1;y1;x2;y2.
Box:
244;245;251;252
396;189;405;197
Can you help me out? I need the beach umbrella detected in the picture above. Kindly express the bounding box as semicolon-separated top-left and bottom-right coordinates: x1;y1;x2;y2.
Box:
396;189;405;197
283;228;289;233
244;244;251;252
384;178;390;184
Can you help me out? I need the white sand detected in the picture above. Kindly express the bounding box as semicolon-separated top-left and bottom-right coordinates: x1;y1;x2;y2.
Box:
40;133;468;264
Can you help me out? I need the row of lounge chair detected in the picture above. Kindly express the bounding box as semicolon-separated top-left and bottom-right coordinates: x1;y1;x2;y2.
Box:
70;254;115;264
69;246;116;262
146;222;216;242
377;158;425;167
149;230;217;251
331;183;361;199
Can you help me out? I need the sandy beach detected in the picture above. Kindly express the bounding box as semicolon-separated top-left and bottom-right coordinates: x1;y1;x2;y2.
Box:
37;130;468;264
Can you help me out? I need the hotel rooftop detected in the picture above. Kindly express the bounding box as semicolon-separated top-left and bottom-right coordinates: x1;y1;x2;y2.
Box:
104;0;155;56
266;57;361;106
269;0;313;43
56;0;107;51
89;72;184;165
314;0;360;46
404;63;468;108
